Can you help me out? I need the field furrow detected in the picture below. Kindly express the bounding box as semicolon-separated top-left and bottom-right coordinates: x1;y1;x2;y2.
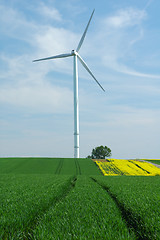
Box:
0;175;76;239
94;176;160;240
55;158;64;174
32;176;136;239
75;158;81;175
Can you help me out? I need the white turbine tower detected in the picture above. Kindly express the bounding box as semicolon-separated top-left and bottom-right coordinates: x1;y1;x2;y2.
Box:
33;9;105;158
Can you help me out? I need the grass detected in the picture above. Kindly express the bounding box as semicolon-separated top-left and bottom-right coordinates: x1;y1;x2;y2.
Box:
94;176;160;239
0;174;75;239
0;157;159;239
32;176;135;239
0;157;101;175
144;160;160;165
0;158;60;174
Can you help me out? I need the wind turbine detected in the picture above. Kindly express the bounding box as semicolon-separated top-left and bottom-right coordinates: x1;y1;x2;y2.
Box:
33;9;105;158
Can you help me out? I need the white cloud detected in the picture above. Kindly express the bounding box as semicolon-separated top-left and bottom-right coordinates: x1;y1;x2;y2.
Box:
106;106;158;127
33;26;78;57
93;7;160;79
0;4;36;42
80;105;160;159
102;53;160;79
106;8;146;28
38;3;62;21
0;85;72;114
0;4;79;115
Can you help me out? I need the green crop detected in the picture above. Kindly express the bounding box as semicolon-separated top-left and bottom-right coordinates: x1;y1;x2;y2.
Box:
94;176;160;240
0;174;75;239
0;158;159;239
32;176;136;239
144;160;160;165
0;158;100;175
0;158;60;174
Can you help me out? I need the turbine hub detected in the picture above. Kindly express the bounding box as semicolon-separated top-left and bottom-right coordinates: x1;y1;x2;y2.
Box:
71;50;77;55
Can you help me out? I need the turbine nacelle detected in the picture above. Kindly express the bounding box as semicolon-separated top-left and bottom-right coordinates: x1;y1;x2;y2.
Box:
71;50;77;55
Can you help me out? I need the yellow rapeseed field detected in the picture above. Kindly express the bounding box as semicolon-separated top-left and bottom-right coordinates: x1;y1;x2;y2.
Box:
95;159;160;176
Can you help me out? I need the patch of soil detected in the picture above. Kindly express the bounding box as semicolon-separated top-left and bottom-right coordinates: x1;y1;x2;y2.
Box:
92;159;107;162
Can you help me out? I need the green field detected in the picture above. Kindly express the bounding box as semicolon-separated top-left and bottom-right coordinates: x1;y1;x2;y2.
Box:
0;158;160;239
0;158;100;175
143;159;160;165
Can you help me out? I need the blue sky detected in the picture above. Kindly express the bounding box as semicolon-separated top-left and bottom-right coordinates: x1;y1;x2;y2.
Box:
0;0;160;158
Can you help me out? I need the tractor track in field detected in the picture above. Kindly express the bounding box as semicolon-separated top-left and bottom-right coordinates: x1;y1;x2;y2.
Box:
75;158;81;175
91;177;153;240
23;176;77;240
136;159;160;169
55;158;64;174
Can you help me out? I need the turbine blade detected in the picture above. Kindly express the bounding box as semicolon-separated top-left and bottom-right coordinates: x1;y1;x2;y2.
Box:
33;53;72;62
77;54;105;92
76;9;95;53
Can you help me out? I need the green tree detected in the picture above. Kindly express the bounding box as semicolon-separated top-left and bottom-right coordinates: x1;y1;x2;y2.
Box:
87;145;112;159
